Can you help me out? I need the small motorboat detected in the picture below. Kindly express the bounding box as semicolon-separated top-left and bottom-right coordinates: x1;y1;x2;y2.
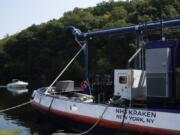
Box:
7;79;29;89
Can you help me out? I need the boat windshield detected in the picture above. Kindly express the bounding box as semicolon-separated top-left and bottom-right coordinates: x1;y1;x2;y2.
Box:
12;79;19;82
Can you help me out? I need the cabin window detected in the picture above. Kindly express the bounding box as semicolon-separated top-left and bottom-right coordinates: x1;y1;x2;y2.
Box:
119;76;127;84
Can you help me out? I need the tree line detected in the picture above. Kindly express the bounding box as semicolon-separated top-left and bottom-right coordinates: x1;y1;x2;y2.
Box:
0;0;179;85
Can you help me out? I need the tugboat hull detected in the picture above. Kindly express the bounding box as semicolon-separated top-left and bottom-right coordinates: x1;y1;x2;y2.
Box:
31;90;180;135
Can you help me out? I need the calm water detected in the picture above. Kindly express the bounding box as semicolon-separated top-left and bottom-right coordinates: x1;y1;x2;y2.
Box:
0;85;136;135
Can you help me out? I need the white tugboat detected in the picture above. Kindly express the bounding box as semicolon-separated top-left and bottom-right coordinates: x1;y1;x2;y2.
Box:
31;19;180;135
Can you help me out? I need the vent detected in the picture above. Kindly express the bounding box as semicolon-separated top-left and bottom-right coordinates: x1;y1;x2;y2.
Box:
56;80;74;92
146;47;172;97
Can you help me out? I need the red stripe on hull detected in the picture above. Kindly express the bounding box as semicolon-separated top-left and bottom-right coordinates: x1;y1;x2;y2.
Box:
31;101;180;135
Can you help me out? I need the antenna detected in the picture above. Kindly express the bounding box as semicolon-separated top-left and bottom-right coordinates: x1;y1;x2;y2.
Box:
160;1;165;40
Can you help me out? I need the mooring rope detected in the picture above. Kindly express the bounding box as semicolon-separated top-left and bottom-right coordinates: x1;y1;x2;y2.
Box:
79;105;109;135
0;100;32;113
0;41;86;119
121;106;127;129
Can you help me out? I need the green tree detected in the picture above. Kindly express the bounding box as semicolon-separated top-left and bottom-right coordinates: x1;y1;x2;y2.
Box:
0;0;179;83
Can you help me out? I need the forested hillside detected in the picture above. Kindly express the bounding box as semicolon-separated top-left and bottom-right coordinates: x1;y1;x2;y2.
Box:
0;0;180;84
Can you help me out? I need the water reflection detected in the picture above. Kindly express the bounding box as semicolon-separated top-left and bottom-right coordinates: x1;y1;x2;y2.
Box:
0;114;30;134
0;87;68;135
7;87;28;96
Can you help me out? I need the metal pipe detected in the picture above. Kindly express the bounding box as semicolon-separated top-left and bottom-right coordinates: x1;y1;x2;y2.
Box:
69;19;180;40
84;19;180;38
128;48;142;65
83;41;89;82
135;30;141;68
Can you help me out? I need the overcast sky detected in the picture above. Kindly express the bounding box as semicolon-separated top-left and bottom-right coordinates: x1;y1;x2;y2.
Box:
0;0;114;39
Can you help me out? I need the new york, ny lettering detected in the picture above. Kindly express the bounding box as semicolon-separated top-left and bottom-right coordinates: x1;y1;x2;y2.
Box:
115;109;156;124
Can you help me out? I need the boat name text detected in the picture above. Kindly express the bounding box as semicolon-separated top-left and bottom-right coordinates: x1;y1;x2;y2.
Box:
115;109;156;124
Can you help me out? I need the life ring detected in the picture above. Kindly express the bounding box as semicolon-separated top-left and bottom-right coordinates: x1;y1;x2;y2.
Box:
80;81;88;89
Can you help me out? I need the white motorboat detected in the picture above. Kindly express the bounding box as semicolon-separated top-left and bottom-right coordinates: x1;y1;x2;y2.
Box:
7;79;29;89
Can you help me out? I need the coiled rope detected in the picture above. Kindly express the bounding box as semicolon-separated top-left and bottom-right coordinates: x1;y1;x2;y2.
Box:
0;100;32;113
79;105;109;135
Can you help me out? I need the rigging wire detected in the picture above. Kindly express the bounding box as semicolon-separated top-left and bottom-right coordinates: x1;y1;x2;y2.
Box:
0;40;87;113
45;42;87;94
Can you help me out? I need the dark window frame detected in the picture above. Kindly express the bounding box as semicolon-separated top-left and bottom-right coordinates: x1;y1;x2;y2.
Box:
119;76;127;84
